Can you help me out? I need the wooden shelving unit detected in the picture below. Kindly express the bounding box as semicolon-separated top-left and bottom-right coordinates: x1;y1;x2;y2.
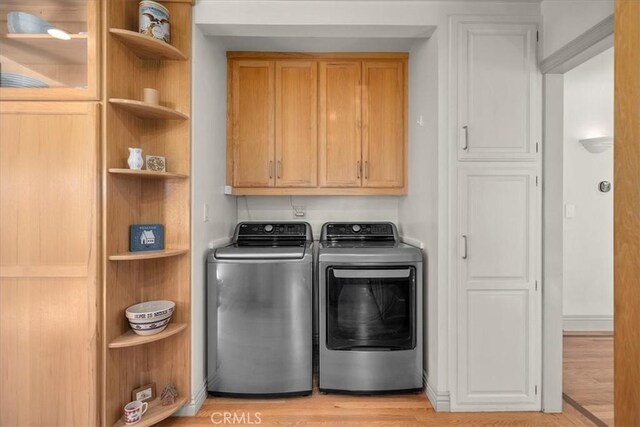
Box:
109;28;188;61
109;98;189;120
108;248;189;261
108;323;188;349
108;168;188;179
103;1;192;426
113;397;188;427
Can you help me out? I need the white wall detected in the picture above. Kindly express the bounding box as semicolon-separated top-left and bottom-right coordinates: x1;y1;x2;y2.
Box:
187;26;237;414
562;47;613;330
541;0;613;59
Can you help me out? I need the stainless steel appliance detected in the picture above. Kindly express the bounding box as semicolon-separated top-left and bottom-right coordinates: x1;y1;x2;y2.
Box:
318;222;423;393
207;222;313;396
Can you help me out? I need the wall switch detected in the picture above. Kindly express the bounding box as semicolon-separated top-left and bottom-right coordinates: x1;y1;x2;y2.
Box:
203;203;210;222
565;204;576;219
223;185;233;195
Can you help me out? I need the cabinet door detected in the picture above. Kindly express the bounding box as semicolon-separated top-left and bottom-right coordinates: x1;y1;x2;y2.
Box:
275;61;318;187
232;60;275;187
0;102;99;425
362;61;405;188
457;22;537;161
456;168;540;410
318;61;362;187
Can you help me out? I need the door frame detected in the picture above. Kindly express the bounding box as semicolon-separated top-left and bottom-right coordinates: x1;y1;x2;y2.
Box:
540;14;614;412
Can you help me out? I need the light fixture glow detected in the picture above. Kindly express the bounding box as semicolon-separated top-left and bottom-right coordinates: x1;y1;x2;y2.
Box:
47;27;71;40
579;136;614;154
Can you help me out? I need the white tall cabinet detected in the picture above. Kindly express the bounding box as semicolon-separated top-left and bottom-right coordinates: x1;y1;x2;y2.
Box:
450;16;542;411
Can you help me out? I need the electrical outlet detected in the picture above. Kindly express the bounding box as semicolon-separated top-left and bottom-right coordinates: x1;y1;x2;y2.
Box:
292;205;306;218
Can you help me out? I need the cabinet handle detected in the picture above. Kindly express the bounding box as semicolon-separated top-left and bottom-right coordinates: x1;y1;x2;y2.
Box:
461;235;468;259
365;161;369;180
269;161;273;179
357;161;361;179
277;160;282;179
462;125;469;150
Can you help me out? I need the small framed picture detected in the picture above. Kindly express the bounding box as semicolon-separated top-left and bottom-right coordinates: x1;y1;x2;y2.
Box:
132;382;156;403
146;155;166;172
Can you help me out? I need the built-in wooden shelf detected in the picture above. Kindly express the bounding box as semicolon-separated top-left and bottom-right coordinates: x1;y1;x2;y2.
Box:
108;168;188;179
109;98;189;120
113;396;187;427
0;34;88;65
108;248;189;261
110;29;188;61
108;323;188;349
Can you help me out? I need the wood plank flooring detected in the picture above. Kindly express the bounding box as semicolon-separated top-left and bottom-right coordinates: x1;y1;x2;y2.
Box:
563;334;614;426
160;390;593;426
160;335;615;426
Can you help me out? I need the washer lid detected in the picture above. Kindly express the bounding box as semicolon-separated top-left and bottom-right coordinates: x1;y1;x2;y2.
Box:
214;244;307;260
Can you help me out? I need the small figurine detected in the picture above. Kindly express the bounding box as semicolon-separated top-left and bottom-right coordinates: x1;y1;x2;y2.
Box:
160;383;178;406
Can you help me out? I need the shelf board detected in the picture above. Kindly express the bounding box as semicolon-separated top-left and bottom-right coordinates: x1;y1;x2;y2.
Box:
109;29;188;61
108;323;188;349
109;98;189;120
113;396;187;427
108;248;189;261
108;168;188;179
0;33;88;65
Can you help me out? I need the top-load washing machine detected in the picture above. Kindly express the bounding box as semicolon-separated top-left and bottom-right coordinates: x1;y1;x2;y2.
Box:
317;222;423;393
207;222;313;396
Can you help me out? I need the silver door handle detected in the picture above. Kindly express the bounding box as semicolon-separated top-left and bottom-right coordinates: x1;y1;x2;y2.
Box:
333;269;412;279
462;126;469;150
461;235;468;259
269;161;273;179
277;160;282;179
357;161;361;179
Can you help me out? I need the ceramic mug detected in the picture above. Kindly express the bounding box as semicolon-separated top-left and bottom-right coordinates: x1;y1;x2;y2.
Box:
143;88;159;105
124;400;148;425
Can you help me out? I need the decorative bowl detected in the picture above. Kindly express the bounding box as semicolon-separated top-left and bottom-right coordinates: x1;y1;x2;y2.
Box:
7;11;53;34
129;317;171;336
125;300;175;320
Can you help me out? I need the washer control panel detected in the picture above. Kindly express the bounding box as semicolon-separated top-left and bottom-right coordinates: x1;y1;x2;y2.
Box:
237;222;309;237
323;223;396;240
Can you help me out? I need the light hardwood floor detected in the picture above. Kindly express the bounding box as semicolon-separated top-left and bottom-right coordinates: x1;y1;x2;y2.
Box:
161;389;593;426
159;335;615;426
563;334;614;426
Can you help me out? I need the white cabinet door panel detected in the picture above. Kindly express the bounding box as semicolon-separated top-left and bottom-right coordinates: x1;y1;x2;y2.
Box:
457;22;537;161
457;168;540;409
465;174;532;286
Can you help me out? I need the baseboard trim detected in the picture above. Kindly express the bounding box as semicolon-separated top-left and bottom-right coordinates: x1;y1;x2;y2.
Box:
424;371;451;412
563;315;613;332
174;380;207;417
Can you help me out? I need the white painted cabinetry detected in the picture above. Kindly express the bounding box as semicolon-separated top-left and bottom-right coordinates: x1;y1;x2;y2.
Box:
450;16;541;412
456;20;538;161
456;168;541;410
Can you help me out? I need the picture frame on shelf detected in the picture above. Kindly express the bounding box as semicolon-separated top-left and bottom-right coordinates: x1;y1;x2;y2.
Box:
132;382;156;403
130;224;164;252
146;155;166;172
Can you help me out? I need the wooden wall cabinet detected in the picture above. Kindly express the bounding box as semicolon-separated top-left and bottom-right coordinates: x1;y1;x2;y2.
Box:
0;0;99;100
227;53;408;196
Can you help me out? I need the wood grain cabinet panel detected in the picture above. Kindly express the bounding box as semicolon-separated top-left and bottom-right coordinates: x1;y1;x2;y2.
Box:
276;61;318;187
319;61;362;188
227;53;407;195
362;61;405;188
231;60;275;187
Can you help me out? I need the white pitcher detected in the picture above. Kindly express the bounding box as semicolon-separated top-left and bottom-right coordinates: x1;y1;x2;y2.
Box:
128;148;144;170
